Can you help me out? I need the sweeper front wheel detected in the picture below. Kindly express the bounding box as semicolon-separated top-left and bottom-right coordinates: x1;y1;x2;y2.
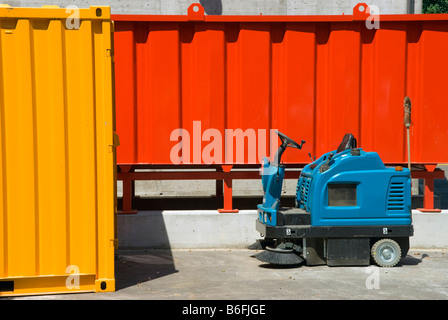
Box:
371;238;402;268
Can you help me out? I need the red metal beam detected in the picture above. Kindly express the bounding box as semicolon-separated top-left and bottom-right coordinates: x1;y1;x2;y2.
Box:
116;167;301;214
117;166;446;214
111;13;448;23
412;167;445;213
117;170;300;181
218;165;238;213
117;165;138;214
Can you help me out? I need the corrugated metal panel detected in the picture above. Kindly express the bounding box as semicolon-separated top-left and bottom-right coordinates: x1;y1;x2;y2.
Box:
113;7;448;166
0;5;116;296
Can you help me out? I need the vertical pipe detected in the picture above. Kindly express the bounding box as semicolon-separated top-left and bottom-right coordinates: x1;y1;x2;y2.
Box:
404;97;412;172
408;0;415;14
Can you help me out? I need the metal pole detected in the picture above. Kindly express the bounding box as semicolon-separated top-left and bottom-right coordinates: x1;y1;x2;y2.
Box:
408;0;415;14
404;97;412;172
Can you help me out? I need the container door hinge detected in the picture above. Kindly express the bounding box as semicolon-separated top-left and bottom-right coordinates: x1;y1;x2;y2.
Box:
109;132;120;153
110;238;118;249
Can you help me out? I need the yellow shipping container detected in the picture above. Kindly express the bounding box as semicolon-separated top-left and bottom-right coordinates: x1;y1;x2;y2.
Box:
0;5;117;296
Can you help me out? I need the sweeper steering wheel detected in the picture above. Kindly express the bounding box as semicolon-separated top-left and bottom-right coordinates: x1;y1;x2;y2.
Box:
276;130;305;150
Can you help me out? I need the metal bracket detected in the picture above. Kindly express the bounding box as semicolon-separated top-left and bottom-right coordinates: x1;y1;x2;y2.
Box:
353;3;370;21
188;3;205;21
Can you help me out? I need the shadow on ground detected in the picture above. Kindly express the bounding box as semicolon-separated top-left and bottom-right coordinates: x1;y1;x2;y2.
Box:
115;209;180;291
399;253;428;266
115;250;178;291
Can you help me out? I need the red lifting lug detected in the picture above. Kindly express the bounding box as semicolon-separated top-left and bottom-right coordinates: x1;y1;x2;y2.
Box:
188;3;205;21
353;3;370;21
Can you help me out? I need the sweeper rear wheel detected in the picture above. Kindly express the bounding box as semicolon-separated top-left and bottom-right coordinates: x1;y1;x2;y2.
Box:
371;238;402;268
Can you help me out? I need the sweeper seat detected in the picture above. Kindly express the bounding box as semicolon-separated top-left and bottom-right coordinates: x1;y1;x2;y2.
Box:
337;133;357;154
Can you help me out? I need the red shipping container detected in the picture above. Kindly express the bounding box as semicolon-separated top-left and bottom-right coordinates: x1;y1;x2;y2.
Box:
112;3;448;212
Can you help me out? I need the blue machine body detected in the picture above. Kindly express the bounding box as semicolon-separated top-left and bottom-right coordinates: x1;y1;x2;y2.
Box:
258;157;285;227
258;148;412;228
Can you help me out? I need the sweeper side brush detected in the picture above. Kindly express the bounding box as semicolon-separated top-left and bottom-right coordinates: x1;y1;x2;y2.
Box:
253;242;304;266
247;239;275;250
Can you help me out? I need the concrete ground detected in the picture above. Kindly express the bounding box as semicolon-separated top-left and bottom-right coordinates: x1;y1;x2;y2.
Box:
10;248;448;300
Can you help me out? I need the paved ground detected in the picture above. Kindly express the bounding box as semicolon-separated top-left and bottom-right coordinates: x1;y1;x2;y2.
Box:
10;248;448;301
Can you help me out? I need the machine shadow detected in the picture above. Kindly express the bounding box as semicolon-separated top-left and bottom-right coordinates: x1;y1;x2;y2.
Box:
257;262;304;269
399;253;427;267
250;253;427;269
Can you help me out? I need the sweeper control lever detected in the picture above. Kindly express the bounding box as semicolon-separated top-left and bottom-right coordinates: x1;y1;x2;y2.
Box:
252;131;413;267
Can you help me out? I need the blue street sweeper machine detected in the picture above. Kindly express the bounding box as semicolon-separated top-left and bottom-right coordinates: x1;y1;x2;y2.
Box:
253;131;413;267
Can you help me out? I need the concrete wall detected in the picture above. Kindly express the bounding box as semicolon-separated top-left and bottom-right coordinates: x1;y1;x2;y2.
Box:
4;0;422;15
410;212;448;249
117;210;448;250
117;210;260;249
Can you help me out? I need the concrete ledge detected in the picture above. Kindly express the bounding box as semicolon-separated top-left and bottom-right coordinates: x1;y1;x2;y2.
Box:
117;210;448;250
117;210;260;249
411;210;448;249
